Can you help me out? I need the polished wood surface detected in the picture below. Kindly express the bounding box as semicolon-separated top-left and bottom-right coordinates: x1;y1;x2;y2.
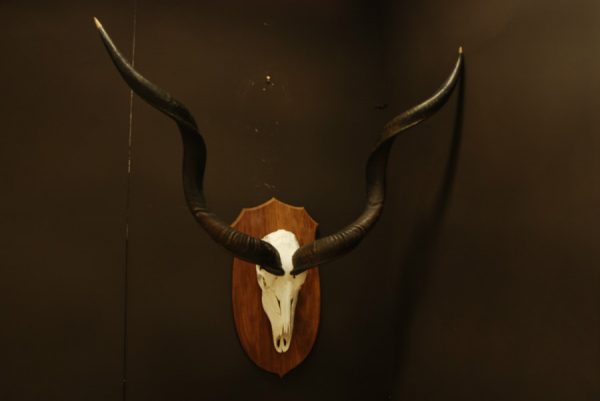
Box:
231;198;320;377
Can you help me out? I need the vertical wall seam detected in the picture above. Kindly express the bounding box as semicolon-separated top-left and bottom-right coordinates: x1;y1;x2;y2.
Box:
123;0;137;400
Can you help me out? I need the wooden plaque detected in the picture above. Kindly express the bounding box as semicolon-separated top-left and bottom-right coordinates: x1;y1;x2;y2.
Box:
231;198;320;377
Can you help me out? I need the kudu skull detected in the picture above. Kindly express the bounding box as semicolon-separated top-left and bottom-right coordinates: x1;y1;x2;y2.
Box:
95;18;463;353
256;229;306;353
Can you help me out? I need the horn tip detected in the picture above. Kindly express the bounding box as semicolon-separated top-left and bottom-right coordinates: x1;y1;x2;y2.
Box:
93;17;102;30
458;46;463;54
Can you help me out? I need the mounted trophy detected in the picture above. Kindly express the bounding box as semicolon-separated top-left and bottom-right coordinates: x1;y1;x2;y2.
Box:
94;17;462;376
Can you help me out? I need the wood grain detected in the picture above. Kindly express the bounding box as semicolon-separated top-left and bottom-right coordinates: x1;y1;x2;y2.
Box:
231;198;320;377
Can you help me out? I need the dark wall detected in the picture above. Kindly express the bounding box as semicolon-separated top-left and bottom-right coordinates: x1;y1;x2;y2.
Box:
385;1;600;400
1;1;598;400
0;1;132;400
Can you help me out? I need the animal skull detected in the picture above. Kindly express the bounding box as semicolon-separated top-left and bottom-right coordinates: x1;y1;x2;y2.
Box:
256;230;307;353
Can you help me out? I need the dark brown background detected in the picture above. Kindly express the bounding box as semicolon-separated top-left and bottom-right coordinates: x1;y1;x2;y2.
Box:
1;0;598;400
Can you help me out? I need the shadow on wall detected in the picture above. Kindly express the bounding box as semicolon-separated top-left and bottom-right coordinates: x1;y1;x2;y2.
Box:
390;61;466;392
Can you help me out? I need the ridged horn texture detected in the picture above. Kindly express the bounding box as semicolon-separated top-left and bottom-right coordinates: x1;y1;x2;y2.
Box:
291;50;463;274
94;18;283;275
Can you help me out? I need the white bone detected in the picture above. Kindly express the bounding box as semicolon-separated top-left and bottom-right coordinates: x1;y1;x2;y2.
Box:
256;229;307;353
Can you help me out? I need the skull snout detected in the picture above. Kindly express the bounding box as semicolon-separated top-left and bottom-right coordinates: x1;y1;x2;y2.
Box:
273;322;293;353
271;285;295;353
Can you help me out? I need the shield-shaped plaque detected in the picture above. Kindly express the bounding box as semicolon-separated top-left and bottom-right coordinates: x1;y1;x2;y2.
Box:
231;198;320;377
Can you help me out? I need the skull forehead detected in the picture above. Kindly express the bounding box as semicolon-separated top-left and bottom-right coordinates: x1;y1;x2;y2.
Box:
261;229;299;273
